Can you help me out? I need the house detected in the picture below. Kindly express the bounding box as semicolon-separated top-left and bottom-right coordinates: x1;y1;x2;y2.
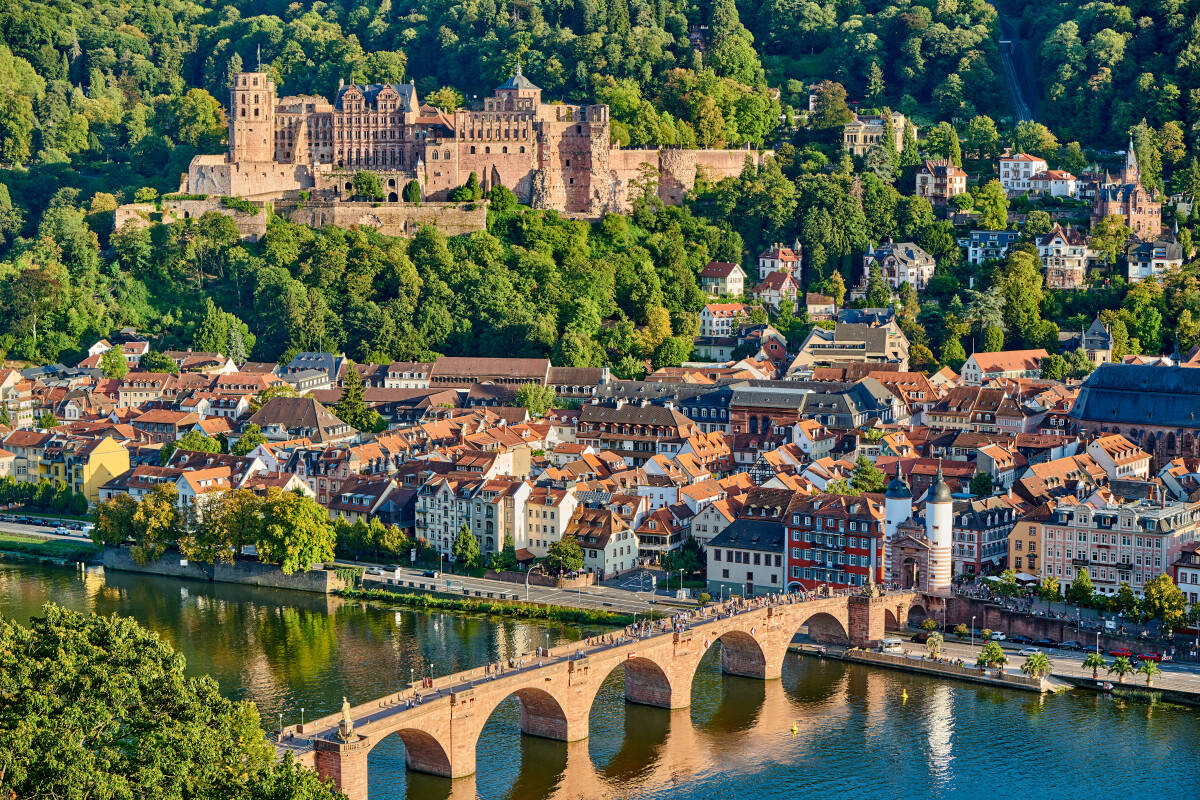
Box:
131;410;202;443
752;271;800;311
1037;224;1089;289
1086;434;1151;481
245;397;355;443
0;370;35;428
975;443;1025;490
38;434;131;505
788;323;910;373
707;518;786;597
792;419;836;460
566;506;639;579
758;242;801;276
691;498;739;548
966;230;1020;266
960;349;1049;385
915;159;967;203
842;111;911;157
429;357;551;387
1173;542;1200;605
951;495;1019;576
926;386;1030;434
805;293;836;321
283;352;346;384
524;486;578;557
699;303;759;338
786;493;885;590
862;240;936;291
1093;142;1162;237
1127;236;1183;283
384;361;434;389
1029;170;1077;198
999;152;1048;193
575;403;700;467
698;261;747;297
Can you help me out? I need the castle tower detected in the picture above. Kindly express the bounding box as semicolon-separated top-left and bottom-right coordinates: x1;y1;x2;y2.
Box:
883;474;913;581
495;64;542;111
924;463;954;594
229;71;276;163
1122;137;1140;185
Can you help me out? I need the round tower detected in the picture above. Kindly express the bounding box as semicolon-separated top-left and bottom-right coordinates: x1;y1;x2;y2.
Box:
925;463;954;593
884;475;913;583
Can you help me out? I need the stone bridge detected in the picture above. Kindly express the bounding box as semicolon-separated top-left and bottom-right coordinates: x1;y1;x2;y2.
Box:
282;590;919;799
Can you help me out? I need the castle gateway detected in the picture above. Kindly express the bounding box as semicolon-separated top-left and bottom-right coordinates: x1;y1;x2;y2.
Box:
183;67;768;215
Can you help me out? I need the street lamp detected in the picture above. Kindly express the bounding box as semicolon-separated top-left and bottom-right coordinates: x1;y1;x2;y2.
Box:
300;707;305;727
526;562;546;602
971;615;976;647
678;568;685;596
410;667;414;692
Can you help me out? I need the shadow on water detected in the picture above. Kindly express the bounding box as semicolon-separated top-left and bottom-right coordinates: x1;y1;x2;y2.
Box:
502;731;569;800
367;733;454;800
689;646;766;735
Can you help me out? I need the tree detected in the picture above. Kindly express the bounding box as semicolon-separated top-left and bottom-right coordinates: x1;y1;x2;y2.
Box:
925;631;944;658
977;640;1007;668
1066;568;1095;605
1013;121;1059;158
940;336;966;370
865;264;892;307
232;423;267;456
1090;214;1132;266
129;483;182;566
351;170;384;201
138;351;179;373
514;383;557;417
1107;656;1135;683
976;179;1008;230
333;362;383;432
92;493;138;547
1037;576;1060;605
1138;659;1161;686
968;472;994;496
1021;651;1052;679
1040;353;1067;381
451;522;481;570
1143;573;1187;629
820;271;846;307
920;617;940;632
170;88;227;149
0;604;344;800
492;532;518;571
250;384;298;413
100;345;128;378
255;489;336;574
546;534;585;573
403;181;422;203
809;81;853;129
849;455;886;493
425;87;464;112
652;336;694;369
981;325;1005;353
953;623;969;639
1083;652;1107;679
963;116;1000;160
160;429;221;465
37;412;58;429
995;568;1021;598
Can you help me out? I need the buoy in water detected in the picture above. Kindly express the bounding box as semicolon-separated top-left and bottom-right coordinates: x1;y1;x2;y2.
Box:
902;689;909;703
790;722;798;738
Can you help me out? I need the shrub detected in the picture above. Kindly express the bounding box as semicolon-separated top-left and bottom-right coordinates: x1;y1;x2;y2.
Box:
220;196;259;215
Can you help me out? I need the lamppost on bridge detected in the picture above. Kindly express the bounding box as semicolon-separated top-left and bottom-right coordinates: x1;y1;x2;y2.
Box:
301;707;305;727
410;667;414;692
971;615;976;647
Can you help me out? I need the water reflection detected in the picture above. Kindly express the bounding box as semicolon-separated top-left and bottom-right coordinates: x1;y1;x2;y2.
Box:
4;562;1200;800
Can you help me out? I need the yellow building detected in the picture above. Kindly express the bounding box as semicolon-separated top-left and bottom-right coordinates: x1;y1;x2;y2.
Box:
39;435;131;506
1007;502;1050;575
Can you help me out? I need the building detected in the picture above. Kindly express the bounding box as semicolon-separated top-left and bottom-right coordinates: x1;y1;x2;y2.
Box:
1086;434;1152;481
999;153;1048;193
245;396;355;443
1037;224;1089;289
38;435;131;506
0;370;34;428
1127;236;1183;283
788;323;910;373
698;261;746;297
785;493;885;591
842;111;911;158
1071;364;1200;467
1008;502;1047;573
805;293;836;321
566;506;639;579
182;68;765;215
752;271;800;311
1173;542;1200;605
575;403;699;466
926;467;955;592
1093;143;1162;236
757;242;801;277
708;518;786;597
915;159;967;203
960;349;1049;385
524;486;578;557
862;240;936;291
951;496;1018;577
926;386;1029;435
1039;498;1200;596
1029;169;1077;198
966;230;1020;266
699;303;759;338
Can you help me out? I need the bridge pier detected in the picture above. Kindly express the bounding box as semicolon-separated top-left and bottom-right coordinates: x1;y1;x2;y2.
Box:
313;737;371;800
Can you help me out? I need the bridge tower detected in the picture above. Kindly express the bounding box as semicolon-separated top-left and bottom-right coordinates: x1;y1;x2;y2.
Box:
925;463;954;593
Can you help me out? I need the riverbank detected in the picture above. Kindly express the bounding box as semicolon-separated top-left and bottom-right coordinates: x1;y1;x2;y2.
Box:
0;531;100;563
339;585;636;626
102;546;347;594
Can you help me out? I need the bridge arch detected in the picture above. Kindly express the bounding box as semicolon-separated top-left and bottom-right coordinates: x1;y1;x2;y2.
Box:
907;603;928;627
368;726;453;778
796;610;850;644
480;685;577;742
884;608;900;630
710;629;768;678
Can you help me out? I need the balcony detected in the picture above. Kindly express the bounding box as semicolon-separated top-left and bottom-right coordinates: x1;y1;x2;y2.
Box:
1071;558;1090;566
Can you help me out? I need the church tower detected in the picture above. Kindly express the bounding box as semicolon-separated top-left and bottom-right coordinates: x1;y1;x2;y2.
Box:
229;71;276;163
925;463;954;594
883;474;913;581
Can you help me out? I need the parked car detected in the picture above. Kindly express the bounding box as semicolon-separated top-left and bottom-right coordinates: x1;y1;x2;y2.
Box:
1109;648;1134;658
988;631;1007;641
1139;652;1163;662
422;570;440;578
1010;635;1034;645
910;631;930;643
1060;640;1082;650
1033;638;1059;648
1018;647;1042;657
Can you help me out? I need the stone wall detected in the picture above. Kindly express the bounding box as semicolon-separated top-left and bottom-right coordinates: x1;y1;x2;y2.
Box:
113;198;269;242
102;547;346;594
281;200;487;237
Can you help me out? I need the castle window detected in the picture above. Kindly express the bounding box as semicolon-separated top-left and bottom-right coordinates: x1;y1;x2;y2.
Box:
444;150;450;159
565;159;570;166
254;95;259;103
240;108;246;117
502;146;508;154
520;146;525;153
485;147;490;154
432;151;438;160
254;109;259;117
470;146;476;154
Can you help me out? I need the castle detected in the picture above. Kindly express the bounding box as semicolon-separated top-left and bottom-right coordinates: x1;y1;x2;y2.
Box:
1092;140;1161;237
181;67;767;215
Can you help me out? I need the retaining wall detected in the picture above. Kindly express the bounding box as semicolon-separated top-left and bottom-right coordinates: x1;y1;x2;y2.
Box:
102;547;345;594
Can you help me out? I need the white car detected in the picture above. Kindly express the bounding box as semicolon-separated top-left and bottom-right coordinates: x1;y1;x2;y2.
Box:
989;632;1007;641
1018;647;1042;657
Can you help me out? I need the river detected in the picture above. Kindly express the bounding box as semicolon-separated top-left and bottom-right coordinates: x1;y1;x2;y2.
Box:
3;561;1198;799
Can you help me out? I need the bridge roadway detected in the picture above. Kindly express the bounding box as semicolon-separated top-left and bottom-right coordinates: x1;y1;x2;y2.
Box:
279;589;921;799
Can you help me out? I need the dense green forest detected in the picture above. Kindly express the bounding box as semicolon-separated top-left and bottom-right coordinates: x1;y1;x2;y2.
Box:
3;0;1200;376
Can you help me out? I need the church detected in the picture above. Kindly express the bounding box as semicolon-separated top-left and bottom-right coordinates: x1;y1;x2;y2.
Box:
1092;141;1162;237
182;67;766;215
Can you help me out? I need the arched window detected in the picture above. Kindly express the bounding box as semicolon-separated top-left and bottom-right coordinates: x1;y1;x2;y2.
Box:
443;150;450;159
432;150;438;160
502;146;508;154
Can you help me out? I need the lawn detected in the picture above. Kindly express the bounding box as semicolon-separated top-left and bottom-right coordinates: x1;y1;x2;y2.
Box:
0;531;100;561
